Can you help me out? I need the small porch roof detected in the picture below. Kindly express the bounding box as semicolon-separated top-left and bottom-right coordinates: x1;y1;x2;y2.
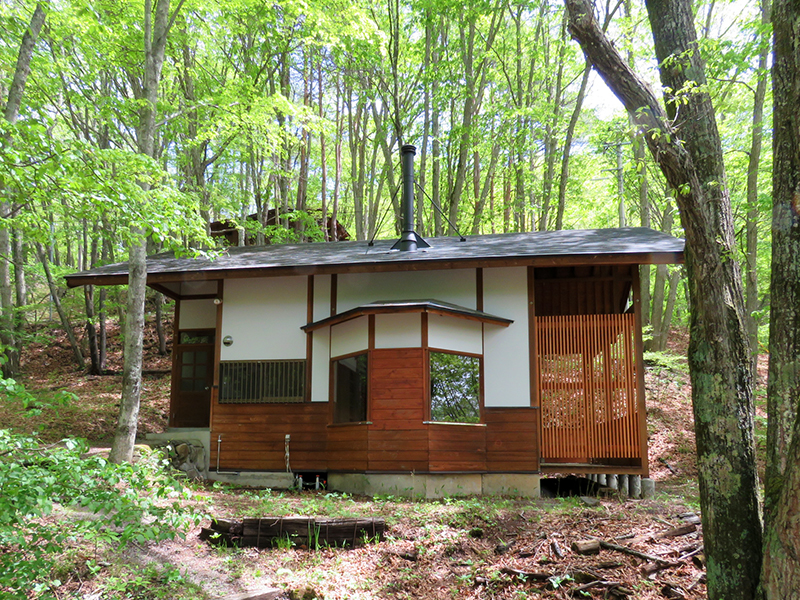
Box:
301;299;514;332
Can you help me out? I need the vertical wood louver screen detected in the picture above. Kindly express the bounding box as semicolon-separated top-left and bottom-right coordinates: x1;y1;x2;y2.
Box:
219;360;306;403
536;314;640;466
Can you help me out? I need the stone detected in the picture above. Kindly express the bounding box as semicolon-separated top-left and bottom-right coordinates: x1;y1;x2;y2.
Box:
175;443;191;461
629;475;642;499
641;478;656;499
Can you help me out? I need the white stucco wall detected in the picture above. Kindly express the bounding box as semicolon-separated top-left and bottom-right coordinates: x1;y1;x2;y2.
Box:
375;313;421;349
482;267;531;407
313;274;332;322
428;315;483;355
220;277;308;360
178;299;217;330
330;316;368;358
311;328;330;403
337;269;477;312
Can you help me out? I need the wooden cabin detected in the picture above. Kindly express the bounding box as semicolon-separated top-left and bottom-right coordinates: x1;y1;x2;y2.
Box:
209;208;350;246
66;226;684;497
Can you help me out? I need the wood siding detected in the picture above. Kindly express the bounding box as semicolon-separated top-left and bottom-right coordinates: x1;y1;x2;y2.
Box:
208;295;646;475
211;402;328;471
485;408;539;472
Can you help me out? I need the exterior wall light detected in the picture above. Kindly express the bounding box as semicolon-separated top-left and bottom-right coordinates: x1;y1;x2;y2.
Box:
223;335;233;347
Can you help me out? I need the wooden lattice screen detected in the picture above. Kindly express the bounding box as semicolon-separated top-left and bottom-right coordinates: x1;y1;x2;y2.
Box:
536;314;641;466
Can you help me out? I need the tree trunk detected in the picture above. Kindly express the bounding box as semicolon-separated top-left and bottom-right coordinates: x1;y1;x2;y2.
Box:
745;0;771;373
36;244;85;371
566;2;762;599
760;1;800;595
555;63;590;231
110;0;178;464
12;229;27;331
0;2;46;377
155;292;167;355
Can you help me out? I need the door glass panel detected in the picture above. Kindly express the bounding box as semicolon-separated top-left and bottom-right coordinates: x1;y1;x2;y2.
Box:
180;332;214;345
182;365;194;378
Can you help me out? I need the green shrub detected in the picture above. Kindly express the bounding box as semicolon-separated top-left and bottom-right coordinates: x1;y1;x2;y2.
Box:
0;429;202;599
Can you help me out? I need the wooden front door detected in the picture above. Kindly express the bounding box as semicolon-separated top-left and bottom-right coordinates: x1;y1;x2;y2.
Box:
170;330;215;428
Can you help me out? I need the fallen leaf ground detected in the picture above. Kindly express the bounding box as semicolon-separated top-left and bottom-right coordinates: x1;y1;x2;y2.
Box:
2;316;769;599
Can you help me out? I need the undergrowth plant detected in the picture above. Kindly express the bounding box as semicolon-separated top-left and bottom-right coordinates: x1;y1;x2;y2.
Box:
0;429;203;599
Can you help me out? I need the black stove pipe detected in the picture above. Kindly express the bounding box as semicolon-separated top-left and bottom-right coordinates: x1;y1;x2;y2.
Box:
392;144;430;252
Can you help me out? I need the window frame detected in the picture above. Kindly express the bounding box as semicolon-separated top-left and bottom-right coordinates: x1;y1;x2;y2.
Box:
218;359;307;404
330;350;370;424
426;348;484;424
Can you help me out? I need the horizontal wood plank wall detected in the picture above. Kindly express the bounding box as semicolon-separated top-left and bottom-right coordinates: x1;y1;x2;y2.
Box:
368;348;428;471
428;424;486;471
327;424;369;471
211;402;328;471
484;408;539;472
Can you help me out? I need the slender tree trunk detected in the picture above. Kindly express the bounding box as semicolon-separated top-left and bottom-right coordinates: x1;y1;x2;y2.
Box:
11;229;27;342
760;1;800;595
84;229;100;375
745;0;771;372
154;292;167;355
0;2;46;377
636;141;652;327
318;53;328;240
36;244;85;370
110;0;178;464
566;2;762;599
658;268;680;344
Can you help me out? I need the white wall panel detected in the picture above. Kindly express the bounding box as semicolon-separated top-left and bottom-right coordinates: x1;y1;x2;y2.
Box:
427;316;482;355
179;299;217;330
330;316;368;358
311;329;330;403
337;269;476;312
220;277;308;360
483;267;530;407
375;313;421;349
312;275;332;322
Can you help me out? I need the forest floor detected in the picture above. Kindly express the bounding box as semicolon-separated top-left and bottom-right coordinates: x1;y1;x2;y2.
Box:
0;319;770;600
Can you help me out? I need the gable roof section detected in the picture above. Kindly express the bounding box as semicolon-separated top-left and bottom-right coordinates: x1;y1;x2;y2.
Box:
64;227;684;288
301;299;514;332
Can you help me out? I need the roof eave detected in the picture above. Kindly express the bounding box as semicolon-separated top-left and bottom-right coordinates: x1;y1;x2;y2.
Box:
64;250;684;289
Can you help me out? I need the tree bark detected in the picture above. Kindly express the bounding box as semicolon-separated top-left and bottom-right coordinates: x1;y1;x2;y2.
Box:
745;0;771;375
0;2;46;378
760;0;800;595
566;2;762;599
110;0;178;463
36;244;85;371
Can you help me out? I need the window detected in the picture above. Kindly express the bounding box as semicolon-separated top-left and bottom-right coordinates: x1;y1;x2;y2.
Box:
429;352;481;423
219;360;306;403
333;353;368;423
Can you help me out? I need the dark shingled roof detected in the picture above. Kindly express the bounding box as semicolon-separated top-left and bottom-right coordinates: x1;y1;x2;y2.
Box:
65;227;684;288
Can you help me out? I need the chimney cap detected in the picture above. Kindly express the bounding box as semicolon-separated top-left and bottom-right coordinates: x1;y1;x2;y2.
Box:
401;144;416;155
